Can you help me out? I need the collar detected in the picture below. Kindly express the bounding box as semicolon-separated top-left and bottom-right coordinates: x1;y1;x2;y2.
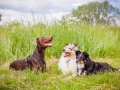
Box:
25;58;28;67
66;59;70;63
32;54;46;65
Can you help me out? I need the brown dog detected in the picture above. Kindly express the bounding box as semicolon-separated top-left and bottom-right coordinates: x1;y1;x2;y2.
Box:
9;36;53;73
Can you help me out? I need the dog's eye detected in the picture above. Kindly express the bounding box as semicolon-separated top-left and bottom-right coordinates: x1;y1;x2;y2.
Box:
63;49;65;52
80;55;82;57
42;37;46;40
69;48;72;50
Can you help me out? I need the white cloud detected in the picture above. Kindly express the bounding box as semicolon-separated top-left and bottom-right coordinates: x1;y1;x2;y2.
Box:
0;0;120;25
0;8;69;25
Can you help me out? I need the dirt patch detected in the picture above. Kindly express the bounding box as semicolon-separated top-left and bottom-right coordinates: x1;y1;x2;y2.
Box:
0;62;10;70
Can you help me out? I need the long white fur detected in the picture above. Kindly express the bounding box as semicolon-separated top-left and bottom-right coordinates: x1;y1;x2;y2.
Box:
58;43;78;76
77;63;85;76
58;53;69;74
67;54;78;76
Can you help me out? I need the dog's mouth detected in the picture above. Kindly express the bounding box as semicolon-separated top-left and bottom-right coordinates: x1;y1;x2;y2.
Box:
44;36;53;47
44;43;52;47
79;60;85;64
77;60;86;64
64;52;71;57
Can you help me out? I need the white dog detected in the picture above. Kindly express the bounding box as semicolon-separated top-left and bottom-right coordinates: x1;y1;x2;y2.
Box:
58;43;78;76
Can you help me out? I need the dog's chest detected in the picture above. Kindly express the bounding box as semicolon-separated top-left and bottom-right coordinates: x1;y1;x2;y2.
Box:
67;58;77;67
77;63;84;69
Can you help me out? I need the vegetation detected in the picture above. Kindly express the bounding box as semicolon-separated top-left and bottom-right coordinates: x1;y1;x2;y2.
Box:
0;21;120;62
0;20;120;90
72;1;120;26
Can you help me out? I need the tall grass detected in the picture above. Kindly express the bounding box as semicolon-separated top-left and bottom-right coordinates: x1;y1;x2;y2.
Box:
0;20;120;90
0;21;120;62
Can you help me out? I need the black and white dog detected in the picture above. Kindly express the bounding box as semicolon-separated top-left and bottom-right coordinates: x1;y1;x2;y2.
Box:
76;51;85;76
76;51;119;75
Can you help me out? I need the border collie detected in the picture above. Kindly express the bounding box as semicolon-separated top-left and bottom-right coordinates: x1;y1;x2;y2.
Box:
76;51;86;76
76;51;120;75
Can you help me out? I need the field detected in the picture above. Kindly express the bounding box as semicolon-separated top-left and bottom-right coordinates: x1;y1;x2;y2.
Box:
0;20;120;90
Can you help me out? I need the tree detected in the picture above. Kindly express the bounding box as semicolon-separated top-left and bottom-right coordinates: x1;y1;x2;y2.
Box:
72;1;120;26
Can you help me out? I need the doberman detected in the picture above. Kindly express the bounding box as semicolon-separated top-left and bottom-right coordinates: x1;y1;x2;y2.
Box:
9;36;53;73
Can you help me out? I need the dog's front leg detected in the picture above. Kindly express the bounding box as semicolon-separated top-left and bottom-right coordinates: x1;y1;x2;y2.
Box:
42;64;46;73
78;69;82;76
72;68;78;77
80;68;86;76
72;73;77;77
86;69;92;75
32;64;39;74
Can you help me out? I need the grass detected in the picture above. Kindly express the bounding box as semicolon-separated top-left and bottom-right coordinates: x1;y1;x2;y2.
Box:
0;58;120;90
0;20;120;90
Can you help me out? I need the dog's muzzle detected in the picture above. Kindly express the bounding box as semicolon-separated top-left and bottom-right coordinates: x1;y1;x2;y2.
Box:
64;52;70;57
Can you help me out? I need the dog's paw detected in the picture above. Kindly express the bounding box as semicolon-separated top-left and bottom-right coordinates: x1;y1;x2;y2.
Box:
72;74;77;77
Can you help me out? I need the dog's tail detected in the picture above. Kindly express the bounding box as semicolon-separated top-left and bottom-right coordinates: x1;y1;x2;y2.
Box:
110;67;120;73
108;65;120;73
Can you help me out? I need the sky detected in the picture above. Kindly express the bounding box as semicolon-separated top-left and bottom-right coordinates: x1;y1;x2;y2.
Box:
0;0;120;25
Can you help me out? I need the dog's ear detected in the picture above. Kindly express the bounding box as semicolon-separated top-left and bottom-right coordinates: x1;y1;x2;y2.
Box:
76;51;81;56
66;43;68;46
74;43;78;46
33;38;39;45
83;52;89;58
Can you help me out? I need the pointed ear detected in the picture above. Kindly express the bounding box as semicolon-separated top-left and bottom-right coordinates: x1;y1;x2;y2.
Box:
83;52;89;58
33;38;39;45
76;51;81;56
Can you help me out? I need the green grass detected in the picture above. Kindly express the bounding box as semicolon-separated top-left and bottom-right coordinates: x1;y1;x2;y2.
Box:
0;21;120;90
0;58;120;90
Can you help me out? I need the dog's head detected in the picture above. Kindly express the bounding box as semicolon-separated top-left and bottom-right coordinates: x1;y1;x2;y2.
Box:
76;52;89;64
33;36;53;48
62;43;78;58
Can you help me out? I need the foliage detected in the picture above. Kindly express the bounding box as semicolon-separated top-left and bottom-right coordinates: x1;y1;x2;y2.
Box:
72;1;120;26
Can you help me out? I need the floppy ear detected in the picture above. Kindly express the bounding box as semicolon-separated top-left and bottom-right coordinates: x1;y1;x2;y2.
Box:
83;52;89;58
76;51;81;56
74;43;78;46
33;38;39;45
66;43;68;46
62;49;65;52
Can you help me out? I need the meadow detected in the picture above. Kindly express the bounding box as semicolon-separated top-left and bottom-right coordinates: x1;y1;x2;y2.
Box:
0;20;120;90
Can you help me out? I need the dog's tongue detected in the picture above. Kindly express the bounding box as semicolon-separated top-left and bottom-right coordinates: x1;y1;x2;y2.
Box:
44;43;52;46
64;52;70;57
